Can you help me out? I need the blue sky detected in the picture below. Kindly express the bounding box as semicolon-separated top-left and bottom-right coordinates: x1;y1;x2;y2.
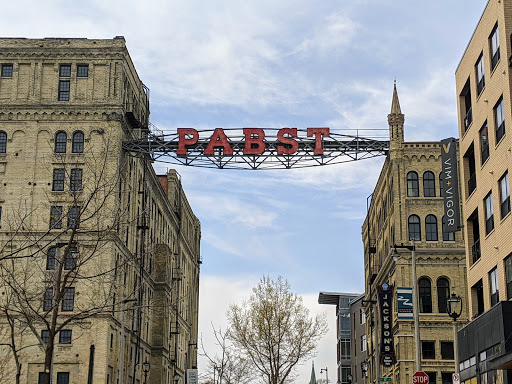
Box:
2;1;487;382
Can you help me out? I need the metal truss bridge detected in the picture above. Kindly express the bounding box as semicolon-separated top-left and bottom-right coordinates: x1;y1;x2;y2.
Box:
123;128;389;170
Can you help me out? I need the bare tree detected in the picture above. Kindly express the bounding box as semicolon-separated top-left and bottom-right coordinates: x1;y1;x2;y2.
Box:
0;132;139;384
227;276;328;384
199;323;253;384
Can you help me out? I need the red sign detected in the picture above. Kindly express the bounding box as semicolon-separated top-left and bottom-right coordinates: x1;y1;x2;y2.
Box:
177;127;330;156
413;372;429;384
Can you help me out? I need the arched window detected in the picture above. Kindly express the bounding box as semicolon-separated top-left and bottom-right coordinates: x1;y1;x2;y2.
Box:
425;215;438;241
423;171;436;197
419;277;432;313
407;172;419;197
55;131;67;153
437;277;450;313
72;131;84;153
439;173;444;197
408;215;421;241
442;216;455;241
0;131;6;153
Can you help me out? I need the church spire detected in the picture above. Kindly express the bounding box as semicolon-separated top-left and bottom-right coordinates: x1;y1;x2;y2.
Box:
309;361;317;384
388;80;405;149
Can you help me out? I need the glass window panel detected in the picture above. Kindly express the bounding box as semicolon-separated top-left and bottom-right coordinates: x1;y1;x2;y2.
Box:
0;131;7;153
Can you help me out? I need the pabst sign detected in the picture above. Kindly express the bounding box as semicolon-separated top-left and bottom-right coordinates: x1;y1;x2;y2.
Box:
177;127;330;156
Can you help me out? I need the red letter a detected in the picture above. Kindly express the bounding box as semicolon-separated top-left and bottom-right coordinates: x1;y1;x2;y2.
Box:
204;128;233;155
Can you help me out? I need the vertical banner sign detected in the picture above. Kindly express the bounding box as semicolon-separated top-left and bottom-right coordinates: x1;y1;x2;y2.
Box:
378;283;396;367
441;138;461;232
397;287;413;319
186;369;198;384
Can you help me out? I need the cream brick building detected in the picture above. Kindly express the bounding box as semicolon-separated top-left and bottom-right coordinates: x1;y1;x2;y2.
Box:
0;37;201;384
455;0;512;382
362;85;468;384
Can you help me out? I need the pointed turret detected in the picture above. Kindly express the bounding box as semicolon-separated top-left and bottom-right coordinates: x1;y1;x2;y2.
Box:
390;80;402;114
388;80;405;149
309;361;317;384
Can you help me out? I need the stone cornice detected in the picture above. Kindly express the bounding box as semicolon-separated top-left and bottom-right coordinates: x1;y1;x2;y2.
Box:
0;109;124;122
0;50;126;61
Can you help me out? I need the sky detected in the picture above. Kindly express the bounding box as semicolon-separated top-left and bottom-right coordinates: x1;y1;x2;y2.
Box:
1;1;488;383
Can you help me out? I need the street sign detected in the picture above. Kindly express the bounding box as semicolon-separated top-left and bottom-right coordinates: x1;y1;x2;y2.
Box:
380;378;392;382
413;371;429;384
452;373;460;384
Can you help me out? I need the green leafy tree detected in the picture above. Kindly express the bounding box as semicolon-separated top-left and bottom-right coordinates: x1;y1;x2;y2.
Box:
227;276;328;384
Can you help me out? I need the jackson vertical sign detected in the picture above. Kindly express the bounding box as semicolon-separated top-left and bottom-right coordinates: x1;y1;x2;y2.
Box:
378;283;396;367
441;138;461;232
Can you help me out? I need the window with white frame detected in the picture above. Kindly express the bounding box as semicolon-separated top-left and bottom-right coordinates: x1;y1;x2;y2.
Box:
489;267;499;306
499;171;510;218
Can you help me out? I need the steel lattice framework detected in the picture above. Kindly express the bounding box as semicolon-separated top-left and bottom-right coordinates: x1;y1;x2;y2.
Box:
123;129;389;170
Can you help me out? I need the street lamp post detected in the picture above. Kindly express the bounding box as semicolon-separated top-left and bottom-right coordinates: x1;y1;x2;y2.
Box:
320;368;329;384
392;241;420;372
143;360;150;384
447;293;463;373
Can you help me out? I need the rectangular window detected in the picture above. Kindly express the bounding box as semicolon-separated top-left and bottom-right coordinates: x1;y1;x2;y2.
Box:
480;122;489;164
57;372;70;384
52;169;65;191
505;253;512;300
442;373;453;384
489;267;499;306
490;24;500;70
46;247;56;270
427;372;437;384
43;287;53;311
361;335;367;352
360;307;366;324
41;329;50;344
495;96;505;143
67;206;80;229
461;78;472;131
499;172;510;218
61;287;75;311
59;329;72;344
339;338;350;359
77;65;89;77
1;64;13;77
464;144;477;196
70;168;82;191
50;206;63;229
476;53;485;95
422;341;435;359
484;192;494;234
64;248;78;270
441;341;454;359
58;80;70;101
59;64;71;77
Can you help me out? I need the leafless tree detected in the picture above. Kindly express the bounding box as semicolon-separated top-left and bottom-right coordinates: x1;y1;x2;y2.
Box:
199;323;253;384
227;276;328;384
0;132;141;384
